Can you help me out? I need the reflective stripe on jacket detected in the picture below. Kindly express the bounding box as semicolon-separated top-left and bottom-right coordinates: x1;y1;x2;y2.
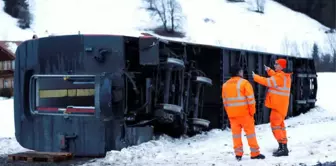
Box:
253;69;292;117
222;77;256;118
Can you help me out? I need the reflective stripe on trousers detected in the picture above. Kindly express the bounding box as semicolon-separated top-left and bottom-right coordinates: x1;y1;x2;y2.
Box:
266;75;290;96
246;133;259;153
232;134;241;138
234;147;259;154
250;147;259;153
272;126;286;131
233;133;260;154
234;147;243;153
223;78;255;107
232;133;257;139
272;126;288;143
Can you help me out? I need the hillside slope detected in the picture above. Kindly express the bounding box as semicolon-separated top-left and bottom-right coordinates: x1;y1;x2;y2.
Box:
1;0;335;58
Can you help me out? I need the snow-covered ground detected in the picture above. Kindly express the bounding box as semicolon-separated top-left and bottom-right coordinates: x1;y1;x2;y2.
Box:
0;98;27;156
79;73;336;166
0;72;335;166
0;98;14;138
1;0;335;58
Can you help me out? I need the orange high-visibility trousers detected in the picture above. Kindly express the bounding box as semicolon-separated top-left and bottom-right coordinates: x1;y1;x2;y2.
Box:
229;115;260;157
270;110;288;144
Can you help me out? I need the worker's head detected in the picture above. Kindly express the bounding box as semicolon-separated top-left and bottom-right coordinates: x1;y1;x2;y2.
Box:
230;64;243;77
274;58;287;71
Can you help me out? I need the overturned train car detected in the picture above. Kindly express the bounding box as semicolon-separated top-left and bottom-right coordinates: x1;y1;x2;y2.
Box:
14;34;317;157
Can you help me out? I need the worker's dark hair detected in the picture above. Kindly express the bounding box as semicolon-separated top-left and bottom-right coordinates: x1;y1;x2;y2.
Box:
230;64;243;77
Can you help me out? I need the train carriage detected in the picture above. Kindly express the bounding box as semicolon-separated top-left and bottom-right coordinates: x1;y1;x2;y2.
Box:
13;34;317;156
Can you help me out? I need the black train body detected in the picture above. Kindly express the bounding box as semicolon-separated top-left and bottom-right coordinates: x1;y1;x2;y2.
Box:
13;34;317;156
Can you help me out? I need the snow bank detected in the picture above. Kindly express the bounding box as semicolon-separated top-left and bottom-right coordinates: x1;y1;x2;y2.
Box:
0;137;26;156
78;106;336;166
315;72;336;112
1;0;335;58
0;99;15;138
0;99;27;156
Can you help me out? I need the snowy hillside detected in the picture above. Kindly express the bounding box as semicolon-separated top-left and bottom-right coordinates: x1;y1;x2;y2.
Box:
0;73;336;166
1;0;335;58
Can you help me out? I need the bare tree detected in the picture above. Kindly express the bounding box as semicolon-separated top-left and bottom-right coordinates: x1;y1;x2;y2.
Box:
256;0;266;13
143;0;154;10
300;42;311;58
143;0;184;35
280;37;303;57
247;0;266;13
281;36;291;55
227;0;245;2
290;41;300;57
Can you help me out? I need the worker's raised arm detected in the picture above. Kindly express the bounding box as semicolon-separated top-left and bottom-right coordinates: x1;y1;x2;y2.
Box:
267;68;276;76
253;73;283;88
243;81;256;116
264;65;276;76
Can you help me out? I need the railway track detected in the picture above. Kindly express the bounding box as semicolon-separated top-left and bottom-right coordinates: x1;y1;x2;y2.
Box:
0;153;94;166
1;152;336;166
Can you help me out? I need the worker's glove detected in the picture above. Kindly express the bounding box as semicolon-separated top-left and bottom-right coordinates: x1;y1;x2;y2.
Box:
264;64;270;71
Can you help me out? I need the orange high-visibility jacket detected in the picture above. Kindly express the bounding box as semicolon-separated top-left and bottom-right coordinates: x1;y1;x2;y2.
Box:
221;77;256;118
253;69;292;117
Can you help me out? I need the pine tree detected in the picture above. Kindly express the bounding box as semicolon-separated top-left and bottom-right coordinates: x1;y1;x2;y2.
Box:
321;54;332;71
312;43;319;70
333;51;336;71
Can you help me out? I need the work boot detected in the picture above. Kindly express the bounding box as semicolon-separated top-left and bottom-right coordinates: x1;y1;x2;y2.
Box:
235;155;242;161
273;143;289;157
251;154;266;159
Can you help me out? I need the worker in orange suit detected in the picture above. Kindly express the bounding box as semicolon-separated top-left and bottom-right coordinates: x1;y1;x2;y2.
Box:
252;58;291;157
222;64;265;161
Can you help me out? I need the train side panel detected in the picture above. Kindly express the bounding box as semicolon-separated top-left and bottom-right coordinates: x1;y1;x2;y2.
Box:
14;35;153;157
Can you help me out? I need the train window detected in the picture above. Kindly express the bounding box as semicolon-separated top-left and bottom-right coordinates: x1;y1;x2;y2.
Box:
29;75;96;116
